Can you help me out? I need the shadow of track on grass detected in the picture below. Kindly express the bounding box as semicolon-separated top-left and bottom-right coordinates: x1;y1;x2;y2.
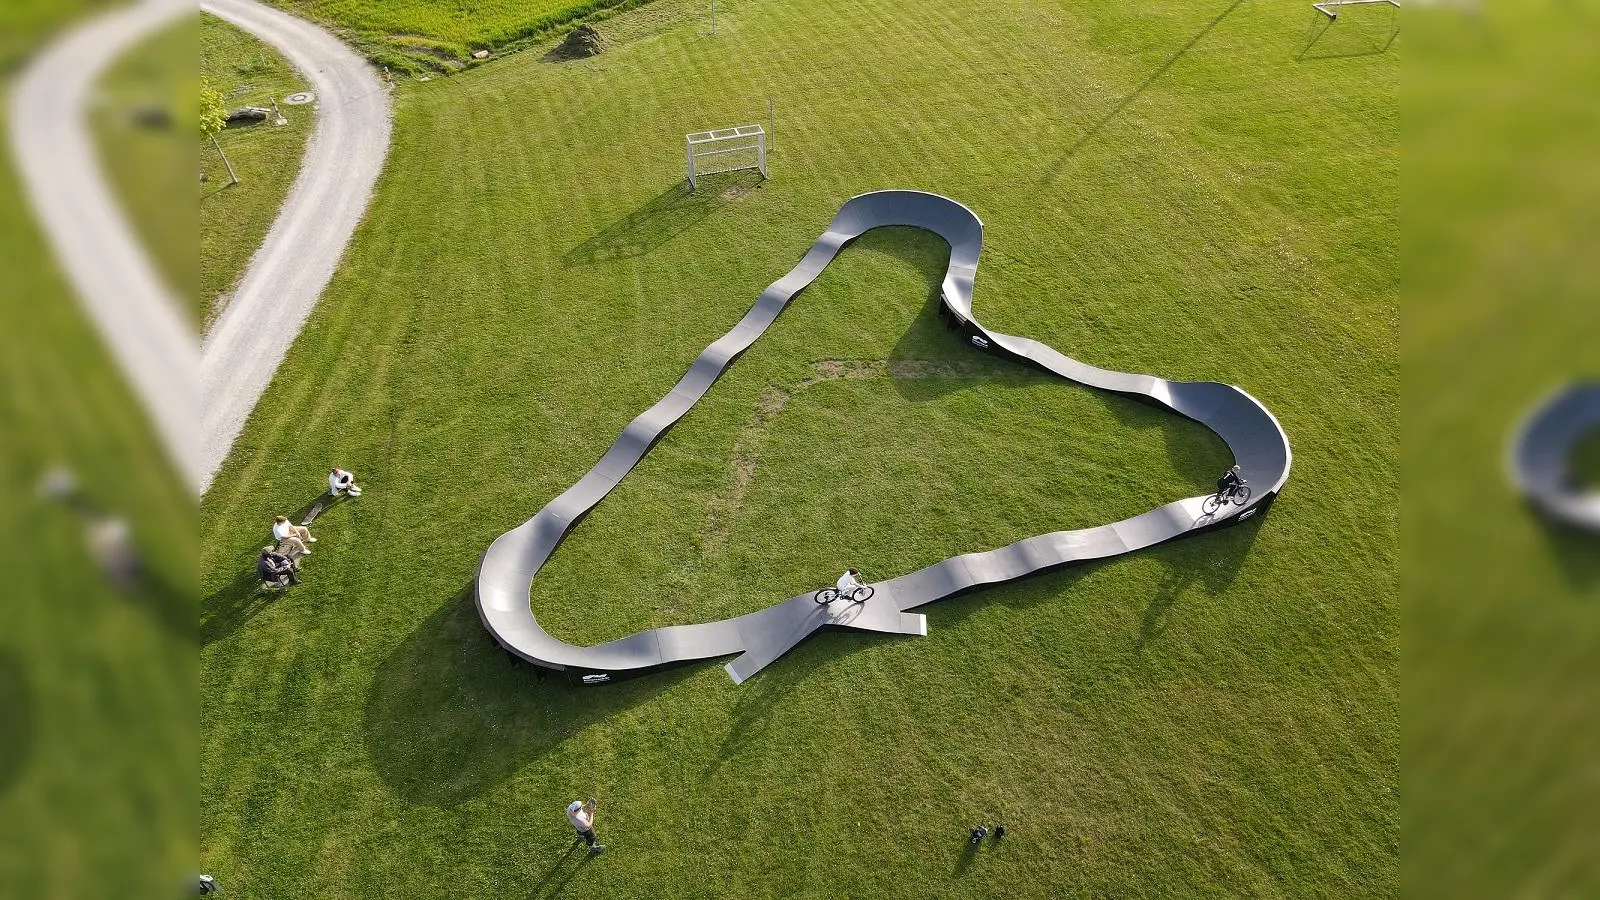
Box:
365;585;700;806
562;172;763;267
698;631;876;781
1532;516;1600;592
1134;512;1262;654
1042;0;1245;183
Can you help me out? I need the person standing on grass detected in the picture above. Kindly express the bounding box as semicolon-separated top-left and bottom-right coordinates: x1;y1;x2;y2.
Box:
329;466;362;498
566;798;605;854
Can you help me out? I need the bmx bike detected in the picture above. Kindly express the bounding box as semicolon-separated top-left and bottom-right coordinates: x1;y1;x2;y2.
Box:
1201;483;1252;515
814;584;875;605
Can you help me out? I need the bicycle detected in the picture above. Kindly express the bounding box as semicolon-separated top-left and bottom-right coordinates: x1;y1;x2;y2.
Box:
814;584;875;605
1201;482;1252;515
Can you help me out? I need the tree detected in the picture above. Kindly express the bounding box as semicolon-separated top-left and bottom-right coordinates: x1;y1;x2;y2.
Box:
200;81;237;185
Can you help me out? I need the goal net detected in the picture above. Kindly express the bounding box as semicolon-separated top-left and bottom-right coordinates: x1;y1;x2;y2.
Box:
686;124;767;191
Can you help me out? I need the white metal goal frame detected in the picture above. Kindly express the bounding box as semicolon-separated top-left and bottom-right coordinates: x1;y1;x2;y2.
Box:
686;124;767;191
1312;0;1399;19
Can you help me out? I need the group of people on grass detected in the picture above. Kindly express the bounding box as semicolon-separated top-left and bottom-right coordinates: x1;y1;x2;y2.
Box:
257;467;362;590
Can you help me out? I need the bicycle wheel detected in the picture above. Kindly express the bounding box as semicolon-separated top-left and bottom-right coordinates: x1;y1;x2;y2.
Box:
851;585;875;603
814;588;839;605
1201;493;1222;516
1231;486;1252;506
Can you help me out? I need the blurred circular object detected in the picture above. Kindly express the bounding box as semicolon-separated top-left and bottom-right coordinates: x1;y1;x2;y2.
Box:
1510;383;1600;532
284;91;315;105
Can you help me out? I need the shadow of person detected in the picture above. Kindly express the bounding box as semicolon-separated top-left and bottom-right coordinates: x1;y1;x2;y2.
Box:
562;173;761;268
0;651;36;799
364;584;701;806
525;840;593;899
201;569;276;647
1042;0;1245;182
953;832;984;876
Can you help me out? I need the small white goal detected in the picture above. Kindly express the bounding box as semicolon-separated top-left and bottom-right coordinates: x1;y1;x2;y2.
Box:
686;124;767;191
1312;0;1399;18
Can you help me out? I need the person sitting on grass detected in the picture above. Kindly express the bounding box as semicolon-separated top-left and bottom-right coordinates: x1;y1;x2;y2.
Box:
258;546;300;588
836;567;866;599
272;515;315;557
329;467;362;498
1216;464;1246;498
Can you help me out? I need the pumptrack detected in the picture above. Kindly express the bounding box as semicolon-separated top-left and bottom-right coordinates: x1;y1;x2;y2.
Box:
1510;384;1600;532
476;190;1293;685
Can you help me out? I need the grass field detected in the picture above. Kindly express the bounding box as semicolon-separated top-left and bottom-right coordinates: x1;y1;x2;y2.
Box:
201;0;1398;895
200;11;316;326
1404;5;1600;894
270;0;648;73
91;13;198;312
2;6;193;896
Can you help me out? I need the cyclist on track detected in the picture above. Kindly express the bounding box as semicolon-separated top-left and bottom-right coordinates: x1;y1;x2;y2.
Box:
836;567;867;599
1217;465;1245;498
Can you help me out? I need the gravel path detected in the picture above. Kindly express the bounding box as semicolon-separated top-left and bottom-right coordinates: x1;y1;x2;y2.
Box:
9;0;199;485
11;0;392;495
199;0;392;494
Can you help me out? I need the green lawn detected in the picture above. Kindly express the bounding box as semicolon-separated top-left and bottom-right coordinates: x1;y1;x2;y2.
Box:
91;12;198;313
1;6;192;896
202;0;1397;895
269;0;650;73
1404;5;1600;894
200;11;316;326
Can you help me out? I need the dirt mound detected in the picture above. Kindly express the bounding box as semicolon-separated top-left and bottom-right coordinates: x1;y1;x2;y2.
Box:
549;24;605;60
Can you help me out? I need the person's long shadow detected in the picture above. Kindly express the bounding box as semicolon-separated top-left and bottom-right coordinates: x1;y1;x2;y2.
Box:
1041;0;1245;182
561;173;761;267
364;584;701;807
526;841;593;899
954;836;981;876
200;569;275;647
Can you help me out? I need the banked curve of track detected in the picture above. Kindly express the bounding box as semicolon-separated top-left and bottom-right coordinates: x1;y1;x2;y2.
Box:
476;190;1293;685
1510;384;1600;532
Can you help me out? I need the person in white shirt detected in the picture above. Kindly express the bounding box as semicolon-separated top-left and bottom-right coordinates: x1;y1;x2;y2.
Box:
566;798;605;853
329;467;362;498
272;515;315;557
836;567;866;600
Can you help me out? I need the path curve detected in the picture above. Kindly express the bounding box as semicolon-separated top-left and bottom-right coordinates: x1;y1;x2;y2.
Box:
199;0;392;494
477;190;1294;685
9;0;199;486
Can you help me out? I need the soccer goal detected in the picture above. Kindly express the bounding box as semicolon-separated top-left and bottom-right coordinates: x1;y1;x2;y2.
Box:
1312;0;1399;19
686;124;767;192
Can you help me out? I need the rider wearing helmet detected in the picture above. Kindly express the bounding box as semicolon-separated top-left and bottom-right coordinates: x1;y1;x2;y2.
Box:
1217;465;1245;497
